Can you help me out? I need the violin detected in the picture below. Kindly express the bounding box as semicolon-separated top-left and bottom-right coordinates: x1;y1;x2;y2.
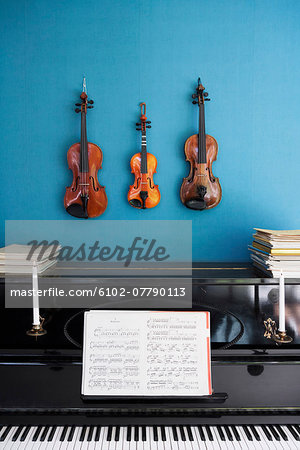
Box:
180;78;222;210
128;103;160;209
64;78;107;219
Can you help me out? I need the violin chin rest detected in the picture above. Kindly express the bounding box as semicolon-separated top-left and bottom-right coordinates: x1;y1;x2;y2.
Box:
66;204;88;219
129;199;142;208
185;198;207;211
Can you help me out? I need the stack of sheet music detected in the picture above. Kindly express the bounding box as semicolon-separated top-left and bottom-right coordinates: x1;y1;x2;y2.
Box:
249;229;300;278
0;244;60;274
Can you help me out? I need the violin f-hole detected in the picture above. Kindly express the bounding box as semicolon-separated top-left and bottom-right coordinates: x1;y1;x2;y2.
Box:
71;176;80;192
89;176;99;191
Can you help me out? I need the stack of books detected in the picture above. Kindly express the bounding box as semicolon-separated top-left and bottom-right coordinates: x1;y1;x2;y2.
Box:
0;244;60;274
249;229;300;278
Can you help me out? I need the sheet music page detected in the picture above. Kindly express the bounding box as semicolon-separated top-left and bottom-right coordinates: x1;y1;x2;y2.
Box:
82;310;211;397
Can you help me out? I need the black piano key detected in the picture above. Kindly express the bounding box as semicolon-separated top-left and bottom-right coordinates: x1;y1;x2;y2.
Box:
287;425;300;440
293;424;300;435
262;425;273;440
249;425;260;441
0;425;12;441
47;426;57;442
242;425;253;441
32;425;42;441
268;425;280;441
223;426;233;441
197;425;206;441
126;425;132;441
87;426;94;441
179;425;186;441
106;426;113;441
142;426;147;441
205;426;214;441
186;426;194;441
20;426;31;441
216;426;226;441
40;426;50;441
67;425;75;442
60;426;69;442
94;426;101;441
12;426;24;441
134;426;139;441
275;425;288;441
172;426;178;441
153;426;158;441
115;426;120;441
161;426;167;441
79;426;87;442
231;425;241;441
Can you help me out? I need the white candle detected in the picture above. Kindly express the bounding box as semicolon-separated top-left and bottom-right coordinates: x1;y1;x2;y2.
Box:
278;270;285;332
32;263;40;326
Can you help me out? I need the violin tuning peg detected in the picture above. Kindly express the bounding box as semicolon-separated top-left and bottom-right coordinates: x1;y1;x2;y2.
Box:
192;94;197;99
136;123;141;126
75;108;81;113
88;100;94;104
204;92;209;97
204;98;211;101
87;106;93;109
75;103;81;106
146;121;151;124
192;101;197;105
146;125;151;128
136;128;141;131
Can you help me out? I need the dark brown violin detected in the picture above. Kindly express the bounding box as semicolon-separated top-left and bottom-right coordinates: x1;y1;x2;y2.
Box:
180;78;222;210
64;78;107;218
128;103;160;209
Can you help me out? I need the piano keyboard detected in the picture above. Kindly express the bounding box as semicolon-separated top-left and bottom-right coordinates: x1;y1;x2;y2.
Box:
0;424;300;449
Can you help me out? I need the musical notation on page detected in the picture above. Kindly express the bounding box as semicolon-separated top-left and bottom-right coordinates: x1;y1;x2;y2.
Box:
81;310;212;397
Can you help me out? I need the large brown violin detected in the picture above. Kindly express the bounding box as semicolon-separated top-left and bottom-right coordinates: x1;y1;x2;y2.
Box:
128;103;160;209
64;78;107;218
180;78;222;210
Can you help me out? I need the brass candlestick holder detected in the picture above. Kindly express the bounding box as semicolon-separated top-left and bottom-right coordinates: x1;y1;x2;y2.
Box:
264;318;292;344
26;317;47;338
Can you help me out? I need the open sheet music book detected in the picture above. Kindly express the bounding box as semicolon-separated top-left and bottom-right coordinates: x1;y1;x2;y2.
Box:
82;310;212;398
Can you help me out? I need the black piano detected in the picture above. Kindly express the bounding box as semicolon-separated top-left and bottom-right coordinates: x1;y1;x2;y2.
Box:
0;263;300;448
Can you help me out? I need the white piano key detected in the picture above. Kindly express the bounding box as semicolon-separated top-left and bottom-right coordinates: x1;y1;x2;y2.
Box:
219;426;236;450
135;427;144;450
212;427;226;450
121;427;130;450
142;427;151;450
149;426;158;450
202;426;215;450
1;426;17;449
155;427;164;450
115;426;124;450
108;426;117;450
163;427;174;450
190;426;207;450
16;427;37;450
45;427;61;450
280;426;300;450
228;426;247;450
250;426;272;450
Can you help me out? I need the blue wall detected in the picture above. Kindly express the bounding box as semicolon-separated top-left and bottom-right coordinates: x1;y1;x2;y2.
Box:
1;0;300;260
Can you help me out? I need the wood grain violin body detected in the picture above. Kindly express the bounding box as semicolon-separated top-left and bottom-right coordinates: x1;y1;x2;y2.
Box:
180;78;222;211
64;78;107;219
128;152;160;209
180;134;221;210
127;103;160;209
64;142;107;218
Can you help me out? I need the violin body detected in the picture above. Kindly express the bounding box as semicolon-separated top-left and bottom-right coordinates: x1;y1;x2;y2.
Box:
64;142;108;218
128;152;160;209
180;134;221;210
64;80;107;219
180;78;222;211
128;102;160;209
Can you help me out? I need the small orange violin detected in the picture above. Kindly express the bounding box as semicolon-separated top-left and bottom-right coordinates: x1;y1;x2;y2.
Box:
128;103;160;209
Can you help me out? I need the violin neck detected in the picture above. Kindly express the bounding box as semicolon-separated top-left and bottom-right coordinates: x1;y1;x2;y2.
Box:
80;110;89;173
198;103;207;164
141;128;148;174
